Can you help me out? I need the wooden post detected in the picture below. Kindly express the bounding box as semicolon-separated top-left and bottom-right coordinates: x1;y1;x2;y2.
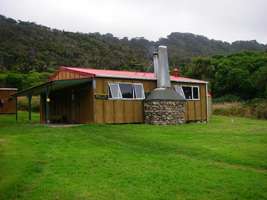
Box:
15;97;18;121
28;95;32;121
71;89;75;124
45;87;50;124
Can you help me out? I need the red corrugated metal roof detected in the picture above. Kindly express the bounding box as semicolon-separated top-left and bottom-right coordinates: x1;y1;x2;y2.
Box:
57;66;207;84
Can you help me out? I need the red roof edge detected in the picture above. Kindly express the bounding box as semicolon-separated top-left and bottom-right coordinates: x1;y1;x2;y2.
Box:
49;66;96;80
48;66;208;84
60;66;96;77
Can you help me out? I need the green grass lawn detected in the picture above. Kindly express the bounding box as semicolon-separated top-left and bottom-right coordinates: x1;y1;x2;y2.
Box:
0;112;267;200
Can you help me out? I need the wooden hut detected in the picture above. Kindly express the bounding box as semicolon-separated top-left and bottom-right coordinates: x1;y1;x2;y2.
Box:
14;66;208;124
0;88;17;114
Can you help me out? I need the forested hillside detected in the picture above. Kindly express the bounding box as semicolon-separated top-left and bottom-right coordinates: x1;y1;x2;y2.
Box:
0;14;266;72
0;15;266;100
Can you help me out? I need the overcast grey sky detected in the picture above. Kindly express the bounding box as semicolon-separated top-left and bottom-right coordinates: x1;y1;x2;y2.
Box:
1;0;266;43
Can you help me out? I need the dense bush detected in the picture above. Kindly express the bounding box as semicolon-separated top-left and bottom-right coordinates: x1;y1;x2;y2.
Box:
18;96;40;112
213;95;241;103
185;52;267;100
0;71;51;90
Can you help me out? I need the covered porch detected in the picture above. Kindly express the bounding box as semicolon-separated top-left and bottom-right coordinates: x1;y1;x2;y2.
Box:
13;78;93;124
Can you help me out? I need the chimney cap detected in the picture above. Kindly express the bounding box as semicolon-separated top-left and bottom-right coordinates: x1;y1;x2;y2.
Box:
146;88;186;101
158;45;167;49
172;67;180;77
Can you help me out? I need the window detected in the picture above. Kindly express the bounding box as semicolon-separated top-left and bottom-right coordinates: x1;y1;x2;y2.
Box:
108;82;145;100
133;84;145;99
193;87;199;99
182;86;192;99
108;83;122;99
174;85;185;99
119;83;134;99
0;99;4;108
177;85;200;100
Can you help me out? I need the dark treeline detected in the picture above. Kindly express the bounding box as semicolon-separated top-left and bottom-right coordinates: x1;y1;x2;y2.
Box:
0;15;266;99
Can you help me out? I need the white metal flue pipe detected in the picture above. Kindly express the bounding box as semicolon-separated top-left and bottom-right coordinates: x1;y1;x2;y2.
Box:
153;52;159;86
157;46;171;88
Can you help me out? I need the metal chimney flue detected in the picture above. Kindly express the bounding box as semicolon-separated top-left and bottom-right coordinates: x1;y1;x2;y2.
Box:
155;46;171;88
153;51;159;82
145;45;186;125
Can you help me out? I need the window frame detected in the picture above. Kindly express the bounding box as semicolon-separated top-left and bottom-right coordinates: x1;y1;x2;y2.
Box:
119;83;135;100
108;83;122;99
133;83;145;100
192;86;200;100
108;82;145;100
174;85;186;99
175;85;200;101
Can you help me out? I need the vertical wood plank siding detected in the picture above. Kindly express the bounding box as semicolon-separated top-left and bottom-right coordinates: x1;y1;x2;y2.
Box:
0;90;17;114
40;83;93;124
184;84;207;121
50;70;88;81
42;70;208;123
94;77;153;124
94;78;207;123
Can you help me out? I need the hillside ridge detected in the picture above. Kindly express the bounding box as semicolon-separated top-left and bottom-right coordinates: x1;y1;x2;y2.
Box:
0;14;266;72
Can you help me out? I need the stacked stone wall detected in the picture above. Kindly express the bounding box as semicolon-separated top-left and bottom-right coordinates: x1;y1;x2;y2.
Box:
144;100;186;125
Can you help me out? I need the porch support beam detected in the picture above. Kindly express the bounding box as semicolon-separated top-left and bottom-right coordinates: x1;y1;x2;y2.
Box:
15;97;18;121
45;87;50;124
28;95;32;121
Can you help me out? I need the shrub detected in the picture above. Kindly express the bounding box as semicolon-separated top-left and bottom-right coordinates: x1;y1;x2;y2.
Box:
0;73;7;87
213;99;267;119
1;71;52;90
213;95;241;103
18;96;40;112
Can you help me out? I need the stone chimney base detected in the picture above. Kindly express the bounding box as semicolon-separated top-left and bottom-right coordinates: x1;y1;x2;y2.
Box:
144;100;186;125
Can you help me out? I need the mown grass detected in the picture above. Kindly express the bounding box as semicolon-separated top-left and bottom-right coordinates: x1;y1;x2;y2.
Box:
0;112;267;200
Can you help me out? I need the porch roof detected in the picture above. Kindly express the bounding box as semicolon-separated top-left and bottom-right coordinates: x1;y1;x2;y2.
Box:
13;78;92;97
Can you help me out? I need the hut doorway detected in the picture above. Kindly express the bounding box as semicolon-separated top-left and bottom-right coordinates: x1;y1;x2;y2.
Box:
48;82;93;124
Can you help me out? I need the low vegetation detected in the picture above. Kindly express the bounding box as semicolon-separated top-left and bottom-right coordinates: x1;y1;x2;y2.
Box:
0;112;267;200
213;99;267;119
18;96;40;112
0;71;51;90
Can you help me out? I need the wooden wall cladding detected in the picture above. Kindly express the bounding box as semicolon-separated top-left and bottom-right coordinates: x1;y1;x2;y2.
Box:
0;90;17;114
94;78;207;123
183;84;207;122
93;78;150;123
40;83;93;124
50;70;88;80
42;69;208;124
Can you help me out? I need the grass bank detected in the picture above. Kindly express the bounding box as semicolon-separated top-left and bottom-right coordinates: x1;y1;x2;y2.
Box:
0;112;267;200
